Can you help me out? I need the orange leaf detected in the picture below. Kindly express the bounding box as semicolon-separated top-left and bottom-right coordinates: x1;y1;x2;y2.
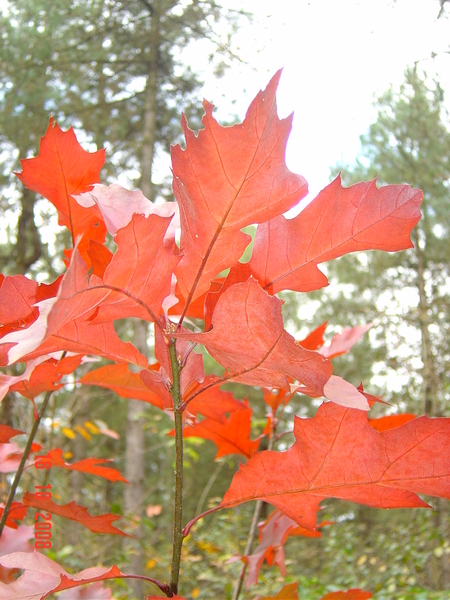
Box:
80;364;164;410
221;402;450;531
23;493;128;536
175;278;332;395
250;176;422;294
16;118;106;267
42;449;127;483
182;408;260;459
172;70;307;303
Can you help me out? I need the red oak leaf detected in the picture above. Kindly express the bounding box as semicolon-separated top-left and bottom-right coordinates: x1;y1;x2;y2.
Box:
249;176;422;294
22;493;128;535
16;118;106;267
172;70;307;305
45;213;178;333
175;278;332;395
38;449;127;482
182;407;260;459
220;402;450;531
80;363;165;410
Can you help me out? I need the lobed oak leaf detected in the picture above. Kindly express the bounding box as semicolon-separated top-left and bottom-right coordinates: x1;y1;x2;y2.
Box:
16;118;106;268
174;278;332;395
22;493;128;535
44;213;178;331
37;449;127;482
172;70;308;305
249;176;423;294
220;402;450;531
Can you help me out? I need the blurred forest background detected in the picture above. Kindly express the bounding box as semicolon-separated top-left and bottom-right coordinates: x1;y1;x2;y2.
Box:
0;0;450;598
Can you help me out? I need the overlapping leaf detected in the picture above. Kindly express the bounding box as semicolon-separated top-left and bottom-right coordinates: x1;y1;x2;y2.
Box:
249;176;422;294
172;70;308;304
220;402;450;531
0;275;61;339
175;278;332;394
80;364;165;410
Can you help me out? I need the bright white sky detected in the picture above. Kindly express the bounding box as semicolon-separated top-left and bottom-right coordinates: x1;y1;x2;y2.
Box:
191;0;450;200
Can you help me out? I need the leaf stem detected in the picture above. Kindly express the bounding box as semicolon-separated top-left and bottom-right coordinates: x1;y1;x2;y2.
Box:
169;340;185;596
0;389;53;537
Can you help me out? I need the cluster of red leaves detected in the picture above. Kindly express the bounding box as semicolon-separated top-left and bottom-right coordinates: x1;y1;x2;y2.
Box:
0;71;447;599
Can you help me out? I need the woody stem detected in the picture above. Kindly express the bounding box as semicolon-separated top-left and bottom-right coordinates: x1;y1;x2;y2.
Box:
169;340;184;596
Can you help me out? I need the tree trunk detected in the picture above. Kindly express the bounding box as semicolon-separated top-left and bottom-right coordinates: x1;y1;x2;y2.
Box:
412;230;438;417
14;188;42;275
412;230;449;588
123;321;148;597
140;0;160;201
